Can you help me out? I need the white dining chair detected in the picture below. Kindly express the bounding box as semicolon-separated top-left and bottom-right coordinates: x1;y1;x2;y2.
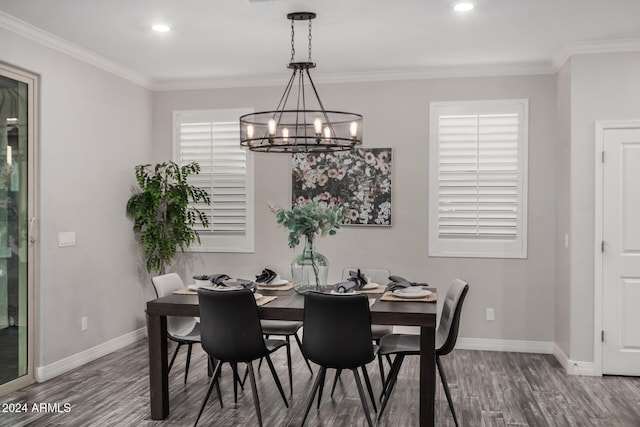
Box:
151;273;201;384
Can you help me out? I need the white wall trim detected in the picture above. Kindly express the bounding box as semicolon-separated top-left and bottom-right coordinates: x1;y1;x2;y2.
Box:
0;11;152;89
553;38;640;70
35;328;146;383
456;337;554;354
553;343;598;376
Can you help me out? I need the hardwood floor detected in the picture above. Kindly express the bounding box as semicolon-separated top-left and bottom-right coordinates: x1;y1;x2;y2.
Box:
0;339;639;426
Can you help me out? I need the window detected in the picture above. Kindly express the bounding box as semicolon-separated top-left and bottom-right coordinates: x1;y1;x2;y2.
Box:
173;108;254;253
428;100;528;258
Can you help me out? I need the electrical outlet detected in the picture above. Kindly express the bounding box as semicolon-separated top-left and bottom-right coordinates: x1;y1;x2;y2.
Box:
486;308;495;321
81;317;88;331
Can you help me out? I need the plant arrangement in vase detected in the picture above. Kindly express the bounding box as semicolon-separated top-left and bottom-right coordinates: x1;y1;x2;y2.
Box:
270;199;345;292
126;161;211;274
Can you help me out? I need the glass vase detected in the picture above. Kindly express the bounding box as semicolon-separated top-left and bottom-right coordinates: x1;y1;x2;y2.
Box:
291;237;328;294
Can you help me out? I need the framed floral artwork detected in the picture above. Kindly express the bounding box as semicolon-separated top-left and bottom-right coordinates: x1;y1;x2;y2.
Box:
292;148;392;226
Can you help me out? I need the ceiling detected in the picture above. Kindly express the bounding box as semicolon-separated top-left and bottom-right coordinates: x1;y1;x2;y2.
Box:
1;0;640;89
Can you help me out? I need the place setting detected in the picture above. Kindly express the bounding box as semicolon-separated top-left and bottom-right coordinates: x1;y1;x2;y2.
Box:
379;275;437;302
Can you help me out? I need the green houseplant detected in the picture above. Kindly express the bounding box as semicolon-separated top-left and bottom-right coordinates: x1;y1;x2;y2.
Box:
271;199;345;292
126;161;211;274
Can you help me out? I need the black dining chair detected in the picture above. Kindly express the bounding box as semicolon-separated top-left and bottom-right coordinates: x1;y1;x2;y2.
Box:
300;292;378;427
329;268;394;396
194;288;289;427
377;278;469;426
151;273;200;384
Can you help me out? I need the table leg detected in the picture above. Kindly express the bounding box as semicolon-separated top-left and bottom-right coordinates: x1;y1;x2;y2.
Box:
147;312;169;419
419;325;435;427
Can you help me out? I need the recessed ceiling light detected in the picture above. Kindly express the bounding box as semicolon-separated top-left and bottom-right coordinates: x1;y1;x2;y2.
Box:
152;24;171;33
454;2;474;12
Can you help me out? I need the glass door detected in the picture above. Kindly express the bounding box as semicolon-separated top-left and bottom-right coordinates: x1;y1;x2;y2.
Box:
0;64;35;394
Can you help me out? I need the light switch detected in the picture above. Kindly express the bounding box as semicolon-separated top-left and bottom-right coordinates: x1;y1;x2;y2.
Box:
58;231;76;247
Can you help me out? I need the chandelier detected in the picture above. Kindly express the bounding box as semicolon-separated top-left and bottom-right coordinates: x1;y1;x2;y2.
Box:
239;12;363;153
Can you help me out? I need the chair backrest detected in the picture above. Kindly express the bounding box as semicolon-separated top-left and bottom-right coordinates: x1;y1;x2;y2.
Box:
302;292;374;369
436;278;469;356
341;267;391;285
197;288;267;362
151;273;198;338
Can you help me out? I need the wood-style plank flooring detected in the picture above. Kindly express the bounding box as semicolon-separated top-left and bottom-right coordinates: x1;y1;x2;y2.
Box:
0;338;639;426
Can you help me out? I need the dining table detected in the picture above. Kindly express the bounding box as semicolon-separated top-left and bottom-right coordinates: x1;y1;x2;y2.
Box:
145;285;438;426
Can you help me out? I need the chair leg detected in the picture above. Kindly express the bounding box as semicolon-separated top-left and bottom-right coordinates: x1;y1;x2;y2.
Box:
378;355;405;419
361;365;377;413
194;360;222;427
246;362;263;427
317;366;327;409
257;334;269;371
377;353;386;387
210;357;223;408
437;356;459;427
301;366;326;426
352;368;374;427
294;333;313;375
184;343;193;384
265;355;289;408
330;368;342;397
231;362;239;405
168;342;182;373
285;336;293;395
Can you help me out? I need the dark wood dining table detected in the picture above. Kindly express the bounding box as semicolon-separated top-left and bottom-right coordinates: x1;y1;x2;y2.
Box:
145;287;438;426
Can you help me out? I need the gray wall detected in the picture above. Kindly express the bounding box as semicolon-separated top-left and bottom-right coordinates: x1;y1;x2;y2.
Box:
154;74;558;344
0;28;153;366
567;52;640;361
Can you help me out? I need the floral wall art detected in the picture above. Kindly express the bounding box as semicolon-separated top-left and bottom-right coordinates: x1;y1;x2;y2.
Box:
292;148;392;226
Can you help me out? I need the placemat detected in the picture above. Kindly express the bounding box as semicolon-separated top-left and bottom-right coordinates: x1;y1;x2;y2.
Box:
257;283;295;291
173;287;196;295
357;284;387;294
369;298;376;308
380;291;437;303
256;295;278;306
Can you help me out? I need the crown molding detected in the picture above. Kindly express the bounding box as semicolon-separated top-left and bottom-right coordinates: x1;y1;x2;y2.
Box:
552;38;640;70
151;61;556;91
0;11;153;89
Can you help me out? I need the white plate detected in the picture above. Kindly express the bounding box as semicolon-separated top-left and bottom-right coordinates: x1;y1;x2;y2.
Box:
330;290;356;295
210;285;243;291
392;288;432;299
260;279;289;287
361;282;379;290
254;293;263;300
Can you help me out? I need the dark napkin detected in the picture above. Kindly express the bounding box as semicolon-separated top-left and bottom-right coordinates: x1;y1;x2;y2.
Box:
334;280;358;294
348;269;368;290
385;275;429;292
236;279;257;292
255;268;277;284
210;274;231;285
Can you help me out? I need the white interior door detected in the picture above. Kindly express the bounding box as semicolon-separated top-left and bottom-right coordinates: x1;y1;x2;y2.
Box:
602;127;640;375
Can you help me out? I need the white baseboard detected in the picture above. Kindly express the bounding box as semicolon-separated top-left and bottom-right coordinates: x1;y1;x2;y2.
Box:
35;328;146;383
553;343;598;376
456;337;554;354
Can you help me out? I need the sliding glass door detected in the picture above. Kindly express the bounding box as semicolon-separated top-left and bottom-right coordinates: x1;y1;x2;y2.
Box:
0;64;35;394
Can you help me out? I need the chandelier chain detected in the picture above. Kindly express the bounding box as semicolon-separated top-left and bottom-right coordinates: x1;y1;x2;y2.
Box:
308;19;313;62
290;19;296;64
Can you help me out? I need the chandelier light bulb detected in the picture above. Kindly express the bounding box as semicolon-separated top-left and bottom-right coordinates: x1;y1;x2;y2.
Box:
282;127;289;142
350;121;358;138
246;124;254;139
323;126;331;140
314;118;323;135
268;119;277;136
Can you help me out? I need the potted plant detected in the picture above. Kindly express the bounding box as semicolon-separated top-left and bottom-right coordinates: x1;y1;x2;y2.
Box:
126;161;211;274
271;199;345;292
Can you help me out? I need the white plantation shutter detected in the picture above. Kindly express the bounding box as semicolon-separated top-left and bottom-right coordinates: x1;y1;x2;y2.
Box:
429;100;528;258
174;109;254;253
